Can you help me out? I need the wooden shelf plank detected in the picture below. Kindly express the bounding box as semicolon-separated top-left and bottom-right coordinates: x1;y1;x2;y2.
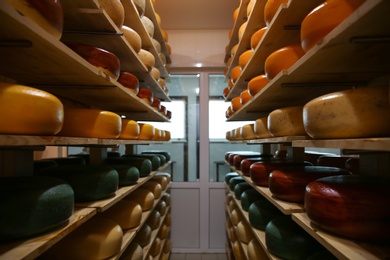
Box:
292;213;390;260
293;138;390;152
0;207;96;260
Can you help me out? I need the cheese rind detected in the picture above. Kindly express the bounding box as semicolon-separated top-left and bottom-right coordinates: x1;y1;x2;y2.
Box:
267;106;306;137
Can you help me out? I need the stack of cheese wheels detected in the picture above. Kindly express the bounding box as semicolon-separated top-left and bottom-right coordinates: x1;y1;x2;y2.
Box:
254;117;273;138
267;105;306;137
0;176;74;242
305;175;390;243
264;0;289;25
269;166;351;203
42;216;123;259
7;0;64;39
0;82;64;135
101;200;143;230
121;26;142;53
301;0;366;52
228;151;261;166
118;71;139;95
251;27;267;50
303;86;390;139
57;108;121;138
248;74;269;96
119;119;140;139
123;188;155;211
264;43;305;80
65;42;121;80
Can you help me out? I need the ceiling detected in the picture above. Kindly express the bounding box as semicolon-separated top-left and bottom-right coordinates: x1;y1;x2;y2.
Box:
153;0;240;30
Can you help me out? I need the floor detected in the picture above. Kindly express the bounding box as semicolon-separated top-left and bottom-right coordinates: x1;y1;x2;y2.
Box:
170;253;228;260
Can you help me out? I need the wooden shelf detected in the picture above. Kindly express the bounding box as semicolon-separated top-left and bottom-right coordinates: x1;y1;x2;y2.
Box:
292;213;390;260
0;207;96;260
227;0;390;120
244;136;309;145
293;138;390;152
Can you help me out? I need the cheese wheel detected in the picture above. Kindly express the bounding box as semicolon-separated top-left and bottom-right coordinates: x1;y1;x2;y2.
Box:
303;86;390;139
150;67;161;80
135;224;152;247
101;200;142;230
151;38;161;53
241;157;276;176
254;117;273;138
305;175;390;243
301;0;366;52
57;108;121;138
106;164;139;186
156;172;172;183
137;87;154;105
164;211;172;226
233;7;239;21
248;239;268;259
65;42;120;79
241;124;256;140
267;106;306;137
155;200;168;216
238;21;247;41
121;25;142;53
0;83;64;135
264;0;289;26
132;0;145;16
124;188;155;211
161;29;168;42
247;0;255;17
223;87;230;98
149;175;169;190
249;199;284;230
138;49;155;71
149;237;162;256
248;74;269;96
231;44;239;58
138;123;155;140
146;209;161;230
264;44;305;80
141;181;162;199
123;154;161;171
240;189;265;212
121;242;143;260
104;156;152;177
97;0;124;28
316;155;351;169
225;172;240;185
234;182;253;200
228;151;261;165
0;176;73;242
239;49;253;70
118;71;139;95
236;221;255;244
157;224;169;239
231;96;242;112
141;16;154;37
230;65;242;84
162;239;171;253
230;209;243;226
240;89;253;106
251;27;267;50
233;152;271;170
7;0;64;39
119;119;140;139
43;216;123;259
232;241;246;260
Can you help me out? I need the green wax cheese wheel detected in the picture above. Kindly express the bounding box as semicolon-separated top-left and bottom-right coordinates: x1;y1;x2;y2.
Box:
225;172;240;185
229;176;245;191
265;216;325;260
36;165;119;202
69;153;90;164
248;199;284;230
234;182;253;200
106;164;140;186
33;159;58;172
45;156;86;166
140;153;167;164
105;157;152;177
142;150;171;161
122;154;161;170
107;151;121;158
0;176;74;242
241;189;265;211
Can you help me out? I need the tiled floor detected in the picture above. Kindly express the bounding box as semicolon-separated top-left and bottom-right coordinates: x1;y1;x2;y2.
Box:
170;253;227;260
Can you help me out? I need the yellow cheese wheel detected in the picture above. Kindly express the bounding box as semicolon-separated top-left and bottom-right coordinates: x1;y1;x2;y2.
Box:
230;209;243;226
141;181;162;199
150;175;169;190
232;241;246;260
119;119;140;139
157;224;169;239
150;67;161;80
234;127;244;140
121;242;143;260
236;221;255;244
151;38;162;53
121;25;142;53
239;49;253;70
251;27;267;51
248;239;268;259
163;130;171;141
156;172;172;183
241;124;257;140
162;239;171;254
268;106;306;137
135;224;152;247
248;74;269;96
233;7;239;21
43;216;123;259
146;209;161;230
57;108;121;138
138;49;155;71
101;200;142;230
149;237;162;256
247;0;255;17
254;117;273;138
238;21;247;41
0;83;64;135
138;123;155;140
265;43;305;80
152;128;162;141
123;188;155;211
98;0;124;28
303;86;390;139
264;0;288;26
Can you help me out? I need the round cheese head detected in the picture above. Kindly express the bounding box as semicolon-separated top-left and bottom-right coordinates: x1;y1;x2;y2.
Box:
267;106;306;137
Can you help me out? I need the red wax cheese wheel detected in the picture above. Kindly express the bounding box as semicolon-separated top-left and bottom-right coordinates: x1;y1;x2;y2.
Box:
137;87;154;105
305;175;390;243
303;86;390;139
269;166;351;203
267;105;306;137
0;83;64;135
118;71;139;95
241;157;276;176
248;74;269;96
301;0;366;52
234;153;273;170
264;43;305;80
250;160;312;187
251;27;267;51
229;151;261;166
8;0;64;39
57;108;121;138
65;42;120;80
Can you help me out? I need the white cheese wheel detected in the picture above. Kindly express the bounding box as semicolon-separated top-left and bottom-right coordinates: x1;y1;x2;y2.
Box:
57;108;121;138
119;119;140;139
101;200;142;230
303;86;390;139
236;221;255;244
138;123;155;140
241;124;257;140
267;106;306;137
43;216;123;259
121;25;142;53
151;38;161;53
138;49;155;71
123;188;155;211
141;16;154;37
254;117;273;138
0;83;64;135
141;181;162;199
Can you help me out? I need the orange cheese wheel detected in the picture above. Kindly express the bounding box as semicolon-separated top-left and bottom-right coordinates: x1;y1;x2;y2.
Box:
254;117;273;138
264;0;289;26
0;83;64;135
138;123;155;140
239;49;253;70
223;87;230;98
233;7;239;21
121;25;142;53
264;43;305;80
231;44;239;58
161;29;168;42
231;65;242;84
231;96;243;112
57;108;121;138
267;106;306;137
251;27;267;51
248;74;269;96
238;22;247;41
240;89;253;105
301;0;366;52
119;119;140;139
